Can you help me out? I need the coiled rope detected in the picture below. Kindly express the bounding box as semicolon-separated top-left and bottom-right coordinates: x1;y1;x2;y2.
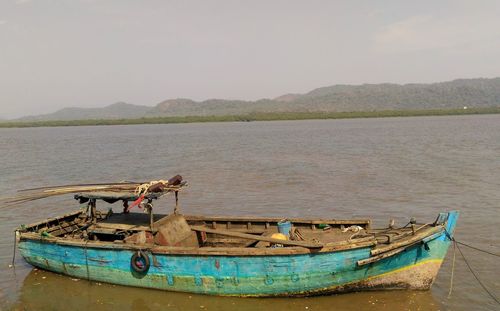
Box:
134;180;169;196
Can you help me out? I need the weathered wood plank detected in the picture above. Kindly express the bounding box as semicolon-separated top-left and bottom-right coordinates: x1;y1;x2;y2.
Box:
21;210;83;230
94;223;150;231
358;247;406;266
371;226;443;256
359;229;444;265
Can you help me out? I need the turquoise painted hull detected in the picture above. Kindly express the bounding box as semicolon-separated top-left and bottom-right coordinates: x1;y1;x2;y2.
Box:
17;212;458;296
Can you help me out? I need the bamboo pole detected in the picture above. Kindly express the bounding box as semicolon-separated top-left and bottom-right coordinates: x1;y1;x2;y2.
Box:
2;177;185;207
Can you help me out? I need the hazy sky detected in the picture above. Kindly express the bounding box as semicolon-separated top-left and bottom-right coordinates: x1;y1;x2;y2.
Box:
1;0;499;118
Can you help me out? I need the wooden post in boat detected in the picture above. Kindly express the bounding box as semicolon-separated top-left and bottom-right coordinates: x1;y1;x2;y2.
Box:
146;201;154;231
90;199;97;224
174;191;179;214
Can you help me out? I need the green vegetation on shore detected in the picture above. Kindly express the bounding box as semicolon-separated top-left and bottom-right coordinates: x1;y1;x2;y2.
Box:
1;107;499;128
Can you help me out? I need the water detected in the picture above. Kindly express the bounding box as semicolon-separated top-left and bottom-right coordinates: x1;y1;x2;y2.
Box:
1;115;499;310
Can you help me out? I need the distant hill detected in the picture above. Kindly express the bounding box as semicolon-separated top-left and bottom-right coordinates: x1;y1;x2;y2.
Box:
11;78;500;121
17;102;151;121
147;78;500;116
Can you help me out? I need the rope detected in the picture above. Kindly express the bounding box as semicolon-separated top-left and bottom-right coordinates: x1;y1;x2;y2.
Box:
11;231;17;267
444;230;499;304
455;240;500;257
456;242;500;305
84;240;90;282
447;239;456;298
134;180;169;196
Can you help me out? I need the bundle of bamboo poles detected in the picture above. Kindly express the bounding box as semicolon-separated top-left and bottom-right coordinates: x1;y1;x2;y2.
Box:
3;175;184;207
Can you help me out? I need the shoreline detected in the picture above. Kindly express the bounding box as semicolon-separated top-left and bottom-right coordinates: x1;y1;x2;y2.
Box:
1;107;499;128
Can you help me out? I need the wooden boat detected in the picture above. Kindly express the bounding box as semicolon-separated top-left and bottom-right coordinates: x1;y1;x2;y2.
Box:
14;177;459;297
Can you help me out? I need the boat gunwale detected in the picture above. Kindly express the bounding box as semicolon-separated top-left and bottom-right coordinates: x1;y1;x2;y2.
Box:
19;226;445;256
16;209;445;257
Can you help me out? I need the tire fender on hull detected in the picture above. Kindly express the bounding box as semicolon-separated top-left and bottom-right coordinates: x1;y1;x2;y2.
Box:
131;250;150;274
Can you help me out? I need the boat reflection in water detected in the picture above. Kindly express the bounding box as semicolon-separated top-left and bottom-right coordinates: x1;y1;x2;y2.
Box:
14;268;442;311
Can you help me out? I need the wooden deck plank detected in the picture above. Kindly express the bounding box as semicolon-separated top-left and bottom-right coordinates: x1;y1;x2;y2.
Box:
191;225;324;248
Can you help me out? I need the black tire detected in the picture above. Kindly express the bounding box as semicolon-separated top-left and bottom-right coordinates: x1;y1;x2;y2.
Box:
131;250;150;274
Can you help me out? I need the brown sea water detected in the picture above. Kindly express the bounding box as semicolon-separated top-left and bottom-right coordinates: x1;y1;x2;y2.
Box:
0;115;499;310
